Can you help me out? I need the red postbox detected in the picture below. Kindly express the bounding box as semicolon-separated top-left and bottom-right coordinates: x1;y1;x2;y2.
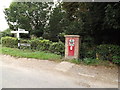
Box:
65;35;80;59
68;38;75;56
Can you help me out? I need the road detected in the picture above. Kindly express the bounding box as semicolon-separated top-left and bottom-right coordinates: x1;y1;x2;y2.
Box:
0;54;118;88
0;56;86;88
1;62;84;88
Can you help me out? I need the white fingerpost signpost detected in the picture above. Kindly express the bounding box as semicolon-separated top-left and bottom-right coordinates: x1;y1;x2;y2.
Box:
11;28;29;49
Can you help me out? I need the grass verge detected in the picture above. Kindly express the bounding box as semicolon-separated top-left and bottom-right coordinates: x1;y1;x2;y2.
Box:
69;58;115;67
0;46;116;67
0;46;62;61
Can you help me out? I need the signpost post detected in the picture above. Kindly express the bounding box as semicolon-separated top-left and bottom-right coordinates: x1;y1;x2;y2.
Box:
11;28;29;49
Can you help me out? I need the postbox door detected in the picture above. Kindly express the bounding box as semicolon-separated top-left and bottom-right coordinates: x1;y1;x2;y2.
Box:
68;38;75;56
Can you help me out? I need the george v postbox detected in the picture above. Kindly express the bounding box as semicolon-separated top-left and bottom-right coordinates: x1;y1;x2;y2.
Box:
68;38;75;56
64;35;80;59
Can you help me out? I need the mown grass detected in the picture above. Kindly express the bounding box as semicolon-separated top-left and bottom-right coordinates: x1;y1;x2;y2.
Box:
0;46;62;61
0;46;116;67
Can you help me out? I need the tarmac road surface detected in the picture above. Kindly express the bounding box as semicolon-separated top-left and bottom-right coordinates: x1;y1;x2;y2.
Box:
1;62;85;88
0;59;86;88
0;54;118;88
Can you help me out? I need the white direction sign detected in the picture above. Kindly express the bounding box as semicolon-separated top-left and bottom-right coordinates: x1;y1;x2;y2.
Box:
11;28;29;40
11;28;29;48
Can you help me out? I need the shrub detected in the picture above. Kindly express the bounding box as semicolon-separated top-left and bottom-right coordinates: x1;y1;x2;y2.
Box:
30;35;43;40
96;44;120;62
112;56;120;65
36;39;52;51
30;39;41;50
80;43;120;65
49;41;65;55
20;39;31;49
1;36;18;48
80;42;96;59
30;39;52;51
1;36;65;55
0;28;12;39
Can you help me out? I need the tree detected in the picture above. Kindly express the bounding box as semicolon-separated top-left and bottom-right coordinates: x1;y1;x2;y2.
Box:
0;28;13;38
104;3;120;30
4;2;53;38
4;2;120;44
43;3;67;42
62;2;120;45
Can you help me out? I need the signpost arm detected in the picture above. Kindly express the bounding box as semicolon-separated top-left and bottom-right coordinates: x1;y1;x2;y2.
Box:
11;29;29;49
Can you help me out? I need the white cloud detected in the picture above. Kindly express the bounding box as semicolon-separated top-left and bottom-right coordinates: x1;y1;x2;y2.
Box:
0;0;13;31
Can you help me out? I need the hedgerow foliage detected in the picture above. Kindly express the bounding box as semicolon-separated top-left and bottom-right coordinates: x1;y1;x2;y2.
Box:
1;36;65;55
96;44;120;64
1;36;120;65
80;43;120;65
1;36;18;48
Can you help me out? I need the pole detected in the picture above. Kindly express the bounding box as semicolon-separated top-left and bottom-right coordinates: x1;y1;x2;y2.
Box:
18;40;20;49
17;32;20;49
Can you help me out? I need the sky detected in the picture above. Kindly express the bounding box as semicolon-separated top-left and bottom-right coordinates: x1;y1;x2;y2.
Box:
0;0;13;31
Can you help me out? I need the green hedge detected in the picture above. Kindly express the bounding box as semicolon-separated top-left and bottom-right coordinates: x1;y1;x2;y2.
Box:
49;41;65;55
80;42;96;59
19;39;31;49
30;39;52;51
1;36;65;55
1;36;18;48
80;43;120;64
2;37;120;64
96;44;120;64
